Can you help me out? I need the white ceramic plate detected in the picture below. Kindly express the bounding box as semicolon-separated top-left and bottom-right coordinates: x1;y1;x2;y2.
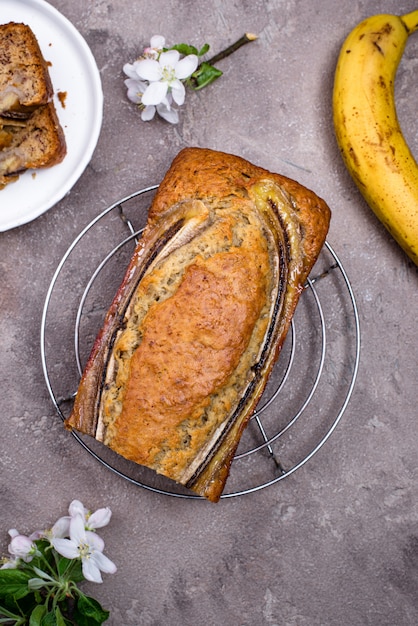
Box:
0;0;103;231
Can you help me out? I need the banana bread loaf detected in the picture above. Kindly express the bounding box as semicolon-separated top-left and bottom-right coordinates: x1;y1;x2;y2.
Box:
66;148;331;502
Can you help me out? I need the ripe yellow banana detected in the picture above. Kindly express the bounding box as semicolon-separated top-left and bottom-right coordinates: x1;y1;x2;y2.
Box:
333;10;418;265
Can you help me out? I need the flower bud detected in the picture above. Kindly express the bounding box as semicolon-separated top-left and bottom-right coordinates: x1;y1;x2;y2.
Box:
8;533;36;562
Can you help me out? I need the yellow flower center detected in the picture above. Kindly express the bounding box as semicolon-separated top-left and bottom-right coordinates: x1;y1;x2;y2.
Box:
78;542;91;559
161;66;176;83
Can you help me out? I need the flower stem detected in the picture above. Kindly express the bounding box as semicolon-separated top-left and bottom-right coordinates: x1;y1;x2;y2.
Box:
205;32;257;66
189;32;258;90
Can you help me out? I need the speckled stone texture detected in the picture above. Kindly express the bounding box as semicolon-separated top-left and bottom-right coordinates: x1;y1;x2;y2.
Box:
1;1;418;625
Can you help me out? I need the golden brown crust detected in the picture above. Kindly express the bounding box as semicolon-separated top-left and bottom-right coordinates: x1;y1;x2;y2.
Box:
149;148;330;281
66;148;331;502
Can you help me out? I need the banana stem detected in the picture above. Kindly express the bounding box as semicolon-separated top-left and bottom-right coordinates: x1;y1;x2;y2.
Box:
401;9;418;34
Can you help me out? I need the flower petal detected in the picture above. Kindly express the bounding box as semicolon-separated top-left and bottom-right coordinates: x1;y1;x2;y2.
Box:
150;35;165;49
93;551;117;575
87;507;112;530
175;54;198;79
142;81;168;105
123;62;139;79
86;530;104;552
171;80;186;106
136;58;162;82
82;558;103;583
50;516;71;539
141;105;156;121
159;50;180;68
126;89;141;104
157;103;179;124
29;530;43;541
70;515;86;545
125;78;148;104
52;538;79;560
69;500;86;518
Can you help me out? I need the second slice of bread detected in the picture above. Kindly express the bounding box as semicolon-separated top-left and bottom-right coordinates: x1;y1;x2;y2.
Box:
0;102;67;189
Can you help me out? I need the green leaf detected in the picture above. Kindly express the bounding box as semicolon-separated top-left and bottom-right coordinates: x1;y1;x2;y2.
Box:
168;43;199;56
198;43;210;56
0;569;32;600
41;610;58;626
1;591;38;620
73;595;109;625
29;604;47;626
57;556;83;583
168;42;210;58
57;556;71;578
54;606;67;626
189;62;223;90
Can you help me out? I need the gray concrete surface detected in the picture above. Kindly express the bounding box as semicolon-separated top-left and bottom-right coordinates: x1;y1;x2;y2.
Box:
1;1;418;624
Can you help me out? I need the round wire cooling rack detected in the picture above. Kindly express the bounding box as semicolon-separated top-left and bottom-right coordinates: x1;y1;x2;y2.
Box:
41;186;361;500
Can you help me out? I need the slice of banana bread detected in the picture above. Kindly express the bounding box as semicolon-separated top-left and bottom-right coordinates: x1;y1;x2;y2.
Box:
0;22;53;118
0;102;67;189
0;22;66;189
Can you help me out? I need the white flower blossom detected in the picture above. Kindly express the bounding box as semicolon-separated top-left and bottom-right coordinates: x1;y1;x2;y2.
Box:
136;49;198;107
123;37;198;124
43;500;112;544
123;32;255;124
52;515;116;584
